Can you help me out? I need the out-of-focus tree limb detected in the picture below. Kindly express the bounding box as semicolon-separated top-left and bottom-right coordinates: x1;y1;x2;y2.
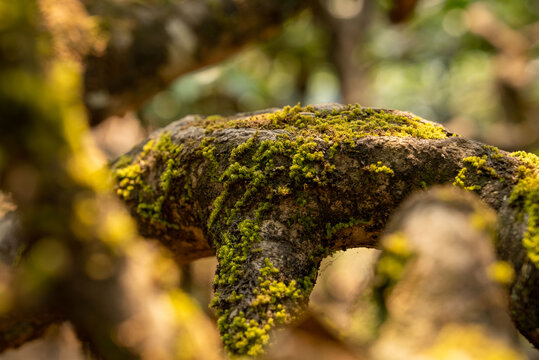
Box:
0;1;221;359
371;186;526;359
310;0;376;104
38;0;309;126
465;3;539;150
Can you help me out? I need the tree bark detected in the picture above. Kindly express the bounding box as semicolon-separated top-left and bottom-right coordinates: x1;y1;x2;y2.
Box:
109;103;538;354
2;1;538;356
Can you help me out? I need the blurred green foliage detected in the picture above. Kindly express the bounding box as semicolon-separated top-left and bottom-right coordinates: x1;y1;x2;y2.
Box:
142;0;538;153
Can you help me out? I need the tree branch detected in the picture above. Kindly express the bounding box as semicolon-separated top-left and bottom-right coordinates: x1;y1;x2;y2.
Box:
371;186;526;358
54;0;310;125
110;103;538;354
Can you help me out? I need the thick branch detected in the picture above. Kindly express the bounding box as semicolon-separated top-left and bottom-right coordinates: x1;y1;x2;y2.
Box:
111;103;538;353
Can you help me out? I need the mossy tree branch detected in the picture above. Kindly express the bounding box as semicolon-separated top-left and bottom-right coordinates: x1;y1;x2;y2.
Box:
111;103;538;355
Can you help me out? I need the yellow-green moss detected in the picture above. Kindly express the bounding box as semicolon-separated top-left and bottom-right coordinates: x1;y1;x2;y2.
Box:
453;154;501;191
203;103;449;143
113;131;185;229
217;258;306;356
509;151;539;268
366;161;394;176
325;217;371;239
202;103;451;356
199;137;218;177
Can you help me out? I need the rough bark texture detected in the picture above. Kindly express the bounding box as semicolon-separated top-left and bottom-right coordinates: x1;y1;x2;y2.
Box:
110;103;538;355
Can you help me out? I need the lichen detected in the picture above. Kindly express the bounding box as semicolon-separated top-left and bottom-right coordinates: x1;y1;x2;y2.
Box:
509;151;539;268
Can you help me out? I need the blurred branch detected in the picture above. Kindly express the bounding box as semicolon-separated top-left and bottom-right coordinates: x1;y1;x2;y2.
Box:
37;0;309;126
0;2;218;358
371;187;526;359
310;0;376;104
465;3;539;150
388;0;420;24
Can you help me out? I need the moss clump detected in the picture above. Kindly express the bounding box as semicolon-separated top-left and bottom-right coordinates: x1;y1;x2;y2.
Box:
215;258;308;356
199;137;218;177
509;151;539;268
113;131;185;229
483;145;504;160
325;217;371;239
366;161;394;176
453;155;501;191
202;103;449;143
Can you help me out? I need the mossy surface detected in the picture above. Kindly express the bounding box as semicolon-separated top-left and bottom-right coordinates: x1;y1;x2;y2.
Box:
201;103;449;142
509;151;539;268
197;104;454;356
115;103;498;356
372;232;414;324
111;103;539;353
113;132;186;230
453;155;501;192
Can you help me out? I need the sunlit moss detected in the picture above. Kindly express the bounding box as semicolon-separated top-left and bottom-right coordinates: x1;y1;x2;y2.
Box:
509;151;539;268
215;258;307;356
200;103;453;356
453;154;502;191
113;131;186;229
366;161;394;176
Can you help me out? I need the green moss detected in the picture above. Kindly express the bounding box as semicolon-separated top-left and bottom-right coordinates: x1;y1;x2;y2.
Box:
202;103;448;142
114;154;133;169
483;145;504;160
366;161;394;176
325;217;371;239
200;103;453;356
216;258;307;356
509;151;539;268
453;155;501;191
113;131;187;229
199;137;218;177
463;155;499;178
